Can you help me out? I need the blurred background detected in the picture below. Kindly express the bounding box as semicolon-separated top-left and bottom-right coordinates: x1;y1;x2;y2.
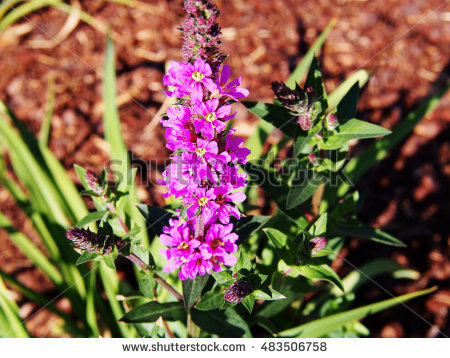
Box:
0;0;448;337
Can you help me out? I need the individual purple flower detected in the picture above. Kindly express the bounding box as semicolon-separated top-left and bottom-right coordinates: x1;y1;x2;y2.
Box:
179;251;213;280
213;184;246;224
193;98;234;140
216;65;249;100
161;105;197;151
185;187;219;224
199;223;239;266
192;138;218;162
159;223;201;260
164;59;217;103
225;128;251;164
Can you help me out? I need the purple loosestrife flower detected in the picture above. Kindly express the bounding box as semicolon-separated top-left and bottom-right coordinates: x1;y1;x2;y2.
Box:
213;184;246;224
159;222;201;261
158;0;250;280
163;59;217;103
185;187;219;224
193;98;234;140
216;65;249;100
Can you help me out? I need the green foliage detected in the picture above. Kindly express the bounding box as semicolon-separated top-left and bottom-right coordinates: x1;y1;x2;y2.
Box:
0;11;446;338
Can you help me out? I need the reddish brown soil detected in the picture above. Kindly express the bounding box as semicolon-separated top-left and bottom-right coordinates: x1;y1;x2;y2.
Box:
0;0;449;337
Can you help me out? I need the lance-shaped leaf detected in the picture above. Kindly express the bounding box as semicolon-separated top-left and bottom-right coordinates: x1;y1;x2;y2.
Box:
182;275;210;311
120;301;185;323
191;308;252;337
242;101;299;136
287;170;324;210
296;263;344;292
321;119;391;150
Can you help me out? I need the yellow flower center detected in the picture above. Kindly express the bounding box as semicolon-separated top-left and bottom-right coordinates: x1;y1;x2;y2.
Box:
191;72;204;82
198;197;209;207
177;242;189;250
205;112;216;123
195;147;206;156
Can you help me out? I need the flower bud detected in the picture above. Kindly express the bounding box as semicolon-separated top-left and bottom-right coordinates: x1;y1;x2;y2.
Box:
85;170;105;196
297;112;313;131
310;236;327;253
308;153;319;166
224;279;252;303
325;112;338;131
66;228;113;255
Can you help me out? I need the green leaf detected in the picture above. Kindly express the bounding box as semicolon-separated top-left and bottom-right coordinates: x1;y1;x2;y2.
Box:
286;170;323;210
76;252;99;265
242;102;298;136
212;271;235;286
233;248;252;273
242;294;256;313
332;221;406;247
286;19;335;89
196;291;225;311
296;264;344;292
191;308;252;337
0;212;63;286
120;301;185;323
75;210;108;228
0;276;30;338
305;55;328;110
182;275;210;311
103;254;116;270
327;70;369;111
253;286;286;301
309;213;328;236
234;215;270;242
264;228;296;263
279;286;436;337
335;82;360;121
137;271;156;299
321;119;391;150
137;204;174;236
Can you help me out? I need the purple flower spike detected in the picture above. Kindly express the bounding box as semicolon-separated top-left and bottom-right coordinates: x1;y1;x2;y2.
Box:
158;0;251;281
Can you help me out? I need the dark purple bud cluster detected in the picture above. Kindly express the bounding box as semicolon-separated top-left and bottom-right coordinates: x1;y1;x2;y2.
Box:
224;279;252;303
66;228;113;256
182;0;226;71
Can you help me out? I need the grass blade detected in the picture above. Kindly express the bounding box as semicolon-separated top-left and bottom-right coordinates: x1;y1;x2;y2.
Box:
279;286;436;337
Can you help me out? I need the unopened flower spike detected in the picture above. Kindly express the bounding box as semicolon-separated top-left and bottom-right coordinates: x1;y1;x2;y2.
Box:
271;81;317;131
224;279;252;303
66;228;113;256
